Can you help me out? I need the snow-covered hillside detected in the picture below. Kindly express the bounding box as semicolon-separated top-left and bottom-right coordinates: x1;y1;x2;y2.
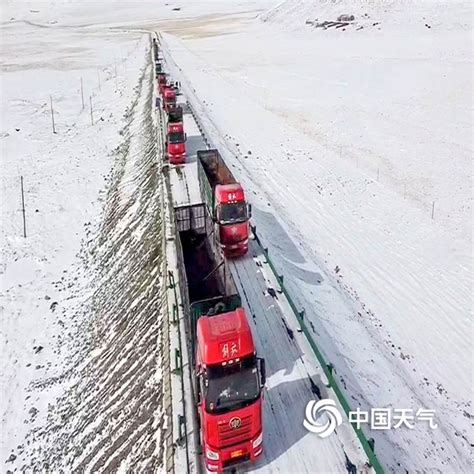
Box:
261;0;472;33
0;4;163;470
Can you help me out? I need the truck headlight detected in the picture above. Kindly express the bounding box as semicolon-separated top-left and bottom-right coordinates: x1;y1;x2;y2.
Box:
206;448;219;460
252;432;263;448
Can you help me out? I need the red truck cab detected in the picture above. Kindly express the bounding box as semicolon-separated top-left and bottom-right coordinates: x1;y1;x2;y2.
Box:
163;86;177;112
157;73;167;94
215;183;250;256
166;122;186;164
196;307;265;472
197;150;251;257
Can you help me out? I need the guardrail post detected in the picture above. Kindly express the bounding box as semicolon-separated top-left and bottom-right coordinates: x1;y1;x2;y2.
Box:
177;414;185;444
368;438;375;452
168;270;175;289
172;303;178;324
174;348;181;374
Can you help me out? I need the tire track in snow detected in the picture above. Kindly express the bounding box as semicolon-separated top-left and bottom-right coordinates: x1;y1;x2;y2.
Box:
22;46;168;473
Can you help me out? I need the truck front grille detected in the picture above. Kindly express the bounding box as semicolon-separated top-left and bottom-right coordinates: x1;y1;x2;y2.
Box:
217;415;252;448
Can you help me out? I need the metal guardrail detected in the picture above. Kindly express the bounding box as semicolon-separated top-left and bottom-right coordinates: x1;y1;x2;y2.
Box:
155;34;191;473
168;269;190;472
250;225;384;474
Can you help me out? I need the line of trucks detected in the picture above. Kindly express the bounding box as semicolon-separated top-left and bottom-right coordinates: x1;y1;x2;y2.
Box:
153;39;265;472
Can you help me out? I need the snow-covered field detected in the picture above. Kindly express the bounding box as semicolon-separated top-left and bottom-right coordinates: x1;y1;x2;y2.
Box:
1;0;472;472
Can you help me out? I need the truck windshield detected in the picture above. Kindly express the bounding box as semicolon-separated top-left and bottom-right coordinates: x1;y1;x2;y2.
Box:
218;202;247;224
205;357;260;414
169;132;184;144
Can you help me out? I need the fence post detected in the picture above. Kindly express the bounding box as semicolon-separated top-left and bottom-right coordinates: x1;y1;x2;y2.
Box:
80;77;84;109
90;95;94;125
177;414;185;443
20;176;26;238
49;95;56;134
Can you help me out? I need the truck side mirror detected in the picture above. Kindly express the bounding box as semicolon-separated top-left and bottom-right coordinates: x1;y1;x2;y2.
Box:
197;373;203;403
258;357;266;387
248;203;252;218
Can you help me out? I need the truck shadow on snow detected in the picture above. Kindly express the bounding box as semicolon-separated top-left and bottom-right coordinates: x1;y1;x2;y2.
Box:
250;205;324;287
256;376;344;470
185;134;204;163
231;248;346;468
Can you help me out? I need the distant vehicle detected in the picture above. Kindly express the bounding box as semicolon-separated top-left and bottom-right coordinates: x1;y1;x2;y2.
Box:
163;86;177;113
197;149;251;256
157;72;167;95
152;38;159;61
174;203;265;472
167;105;183;124
166;121;186;164
168;80;181;95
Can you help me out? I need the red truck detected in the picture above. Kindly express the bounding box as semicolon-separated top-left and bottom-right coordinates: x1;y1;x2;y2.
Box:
166;122;186;164
175;204;265;472
157;72;167;95
197;149;251;257
163;86;177;113
167;105;183;124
